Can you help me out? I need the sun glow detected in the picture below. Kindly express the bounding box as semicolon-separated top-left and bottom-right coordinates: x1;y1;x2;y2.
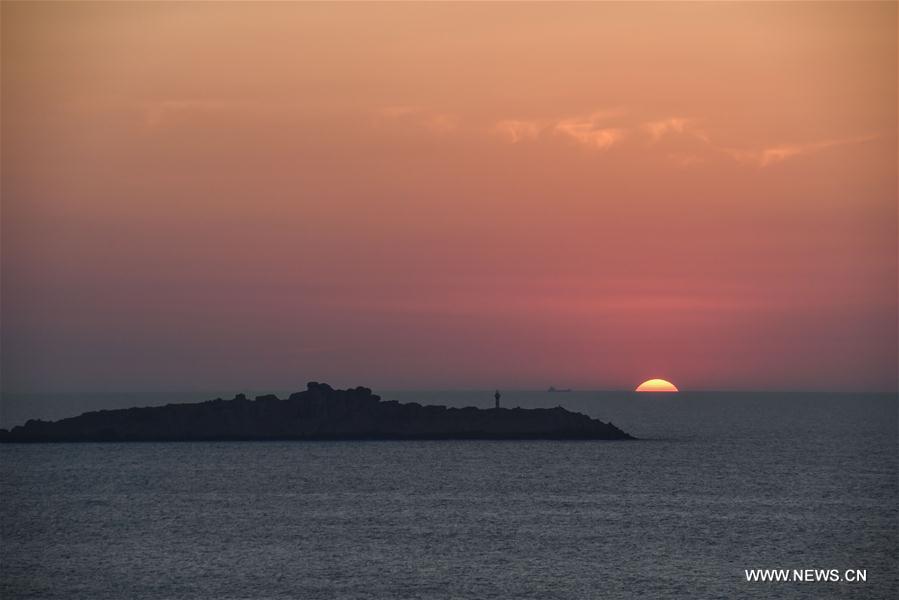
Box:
635;379;679;392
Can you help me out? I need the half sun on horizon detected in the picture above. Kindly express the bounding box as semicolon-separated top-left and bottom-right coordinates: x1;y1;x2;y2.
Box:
635;379;679;393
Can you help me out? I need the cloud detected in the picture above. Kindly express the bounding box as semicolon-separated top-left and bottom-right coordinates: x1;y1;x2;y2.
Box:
553;111;627;150
492;119;542;143
491;109;627;150
641;117;713;146
554;124;625;150
488;109;879;168
725;134;878;167
642;117;689;142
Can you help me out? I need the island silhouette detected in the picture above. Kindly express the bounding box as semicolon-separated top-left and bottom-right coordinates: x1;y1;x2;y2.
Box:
0;382;633;442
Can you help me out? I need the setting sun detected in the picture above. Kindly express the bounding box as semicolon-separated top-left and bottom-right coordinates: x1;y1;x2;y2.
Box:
635;379;679;392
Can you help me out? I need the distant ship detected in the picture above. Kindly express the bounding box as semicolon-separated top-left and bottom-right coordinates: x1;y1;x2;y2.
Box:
547;386;573;393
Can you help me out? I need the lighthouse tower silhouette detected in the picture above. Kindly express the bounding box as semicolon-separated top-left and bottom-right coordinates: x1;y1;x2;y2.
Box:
494;390;501;409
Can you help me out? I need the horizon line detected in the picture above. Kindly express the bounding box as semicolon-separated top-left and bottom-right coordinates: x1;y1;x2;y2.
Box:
3;388;897;396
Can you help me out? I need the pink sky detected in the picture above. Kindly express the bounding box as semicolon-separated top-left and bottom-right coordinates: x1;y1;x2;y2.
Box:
2;2;896;392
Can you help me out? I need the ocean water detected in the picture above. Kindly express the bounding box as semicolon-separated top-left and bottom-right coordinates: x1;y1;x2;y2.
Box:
1;391;896;599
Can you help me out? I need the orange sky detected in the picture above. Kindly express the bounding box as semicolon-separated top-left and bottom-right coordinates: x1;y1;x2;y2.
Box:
2;2;896;392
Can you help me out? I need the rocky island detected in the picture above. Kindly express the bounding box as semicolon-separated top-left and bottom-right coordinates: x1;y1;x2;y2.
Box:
0;382;634;442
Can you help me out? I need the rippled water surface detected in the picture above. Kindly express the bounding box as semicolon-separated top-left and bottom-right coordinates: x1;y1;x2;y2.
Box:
1;391;896;599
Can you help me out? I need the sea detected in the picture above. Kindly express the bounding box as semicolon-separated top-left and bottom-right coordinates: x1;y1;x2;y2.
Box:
1;390;896;599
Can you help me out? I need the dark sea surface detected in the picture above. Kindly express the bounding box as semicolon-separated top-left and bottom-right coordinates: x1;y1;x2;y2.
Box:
1;391;896;599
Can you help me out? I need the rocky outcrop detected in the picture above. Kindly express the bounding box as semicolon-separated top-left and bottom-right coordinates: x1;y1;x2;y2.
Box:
0;382;634;442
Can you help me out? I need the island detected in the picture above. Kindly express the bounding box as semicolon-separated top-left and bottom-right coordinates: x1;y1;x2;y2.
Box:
0;382;634;442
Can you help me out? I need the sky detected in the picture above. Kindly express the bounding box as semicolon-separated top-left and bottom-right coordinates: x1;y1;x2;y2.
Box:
1;2;896;393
